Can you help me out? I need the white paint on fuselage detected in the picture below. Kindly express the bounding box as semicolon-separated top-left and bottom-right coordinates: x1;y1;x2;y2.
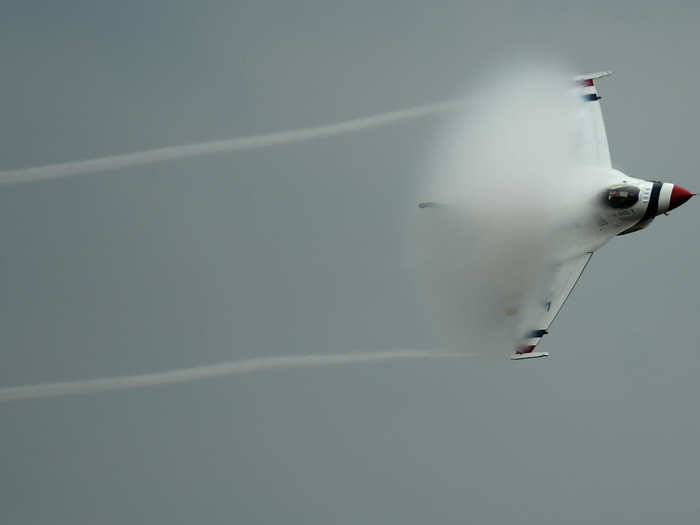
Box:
549;169;659;262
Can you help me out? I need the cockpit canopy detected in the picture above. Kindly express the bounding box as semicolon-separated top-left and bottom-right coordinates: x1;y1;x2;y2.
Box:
602;184;640;209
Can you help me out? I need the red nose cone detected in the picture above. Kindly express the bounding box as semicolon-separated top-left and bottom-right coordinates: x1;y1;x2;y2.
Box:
668;185;695;211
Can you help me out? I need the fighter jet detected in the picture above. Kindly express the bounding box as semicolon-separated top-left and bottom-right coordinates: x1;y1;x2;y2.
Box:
420;71;694;360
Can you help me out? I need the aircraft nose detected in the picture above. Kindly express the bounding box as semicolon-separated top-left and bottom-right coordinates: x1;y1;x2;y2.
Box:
668;184;695;211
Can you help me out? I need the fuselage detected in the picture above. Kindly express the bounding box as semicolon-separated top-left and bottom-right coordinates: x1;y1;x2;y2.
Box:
561;168;693;257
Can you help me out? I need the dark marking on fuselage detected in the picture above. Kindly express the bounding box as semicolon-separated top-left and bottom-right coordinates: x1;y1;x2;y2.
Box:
619;180;663;235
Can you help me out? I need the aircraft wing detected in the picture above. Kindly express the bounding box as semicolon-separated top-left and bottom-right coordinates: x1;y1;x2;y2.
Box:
511;252;593;360
573;70;612;168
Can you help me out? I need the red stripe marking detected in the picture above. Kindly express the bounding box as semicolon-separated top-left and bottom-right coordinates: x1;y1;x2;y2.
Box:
577;78;594;87
516;345;536;355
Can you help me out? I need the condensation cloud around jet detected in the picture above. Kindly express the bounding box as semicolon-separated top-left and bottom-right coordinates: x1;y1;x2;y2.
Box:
409;65;605;358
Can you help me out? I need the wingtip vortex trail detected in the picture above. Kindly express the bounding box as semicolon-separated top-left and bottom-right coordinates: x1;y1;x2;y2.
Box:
0;350;471;402
0;98;467;185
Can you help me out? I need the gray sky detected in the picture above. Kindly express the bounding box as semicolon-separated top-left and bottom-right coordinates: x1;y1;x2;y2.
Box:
2;1;700;523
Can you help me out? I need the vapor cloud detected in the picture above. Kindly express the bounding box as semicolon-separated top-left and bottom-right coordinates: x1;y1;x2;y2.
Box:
0;350;467;402
0;98;466;185
409;65;593;357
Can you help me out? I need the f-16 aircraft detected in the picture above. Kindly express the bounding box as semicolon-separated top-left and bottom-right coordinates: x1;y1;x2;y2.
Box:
420;71;694;360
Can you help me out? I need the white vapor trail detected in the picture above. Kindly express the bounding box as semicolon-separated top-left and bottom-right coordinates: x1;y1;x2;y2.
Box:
0;350;467;402
0;98;466;185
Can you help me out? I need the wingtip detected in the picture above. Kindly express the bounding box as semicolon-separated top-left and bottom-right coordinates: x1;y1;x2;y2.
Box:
510;351;549;361
573;70;613;82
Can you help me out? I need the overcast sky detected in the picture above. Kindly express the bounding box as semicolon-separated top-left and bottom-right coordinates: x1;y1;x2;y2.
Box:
1;1;699;524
